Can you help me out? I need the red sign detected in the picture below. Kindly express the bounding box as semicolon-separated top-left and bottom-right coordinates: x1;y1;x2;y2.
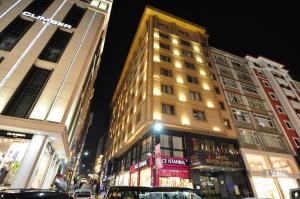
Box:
155;144;163;169
159;166;190;179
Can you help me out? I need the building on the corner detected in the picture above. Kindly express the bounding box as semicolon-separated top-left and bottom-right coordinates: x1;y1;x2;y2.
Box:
102;6;252;198
211;48;300;198
0;0;112;188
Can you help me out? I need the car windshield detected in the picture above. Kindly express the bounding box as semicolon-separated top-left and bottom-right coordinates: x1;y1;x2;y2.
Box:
75;192;91;197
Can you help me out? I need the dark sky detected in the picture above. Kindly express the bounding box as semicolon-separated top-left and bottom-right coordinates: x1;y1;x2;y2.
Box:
82;1;300;166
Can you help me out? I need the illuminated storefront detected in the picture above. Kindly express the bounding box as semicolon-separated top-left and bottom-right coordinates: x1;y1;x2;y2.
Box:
242;148;300;199
0;131;32;188
115;171;130;186
129;158;153;187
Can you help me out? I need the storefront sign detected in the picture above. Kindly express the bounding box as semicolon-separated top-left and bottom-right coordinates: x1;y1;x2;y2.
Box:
0;130;32;139
191;153;242;168
264;169;288;177
22;11;72;29
161;157;190;166
134;159;148;170
130;158;152;173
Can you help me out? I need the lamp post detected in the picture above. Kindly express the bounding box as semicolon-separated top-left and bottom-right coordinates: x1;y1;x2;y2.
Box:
153;121;163;186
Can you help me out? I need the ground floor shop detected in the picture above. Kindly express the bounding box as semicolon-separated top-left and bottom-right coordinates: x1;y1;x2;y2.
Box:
241;148;300;199
0;130;61;189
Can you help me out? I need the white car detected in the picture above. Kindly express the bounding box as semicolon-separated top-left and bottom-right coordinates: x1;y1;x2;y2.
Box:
73;189;94;199
80;178;88;183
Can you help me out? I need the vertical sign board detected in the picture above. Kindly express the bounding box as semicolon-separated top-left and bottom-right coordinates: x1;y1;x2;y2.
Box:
155;144;163;169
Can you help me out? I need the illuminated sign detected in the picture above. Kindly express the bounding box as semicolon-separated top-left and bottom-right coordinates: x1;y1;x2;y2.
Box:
134;160;148;170
264;169;288;177
0;131;32;139
191;153;242;168
161;157;190;166
22;11;72;29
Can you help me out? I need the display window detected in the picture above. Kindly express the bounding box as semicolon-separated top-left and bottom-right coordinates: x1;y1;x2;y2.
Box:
0;137;30;187
277;177;299;199
123;172;130;186
269;156;299;174
139;168;151;186
245;153;268;170
252;177;281;199
159;177;192;188
130;172;138;186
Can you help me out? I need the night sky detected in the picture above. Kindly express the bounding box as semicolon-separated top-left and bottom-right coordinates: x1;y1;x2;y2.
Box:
82;1;300;167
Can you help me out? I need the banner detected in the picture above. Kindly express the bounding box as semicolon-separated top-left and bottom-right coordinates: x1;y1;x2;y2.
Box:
155;144;163;169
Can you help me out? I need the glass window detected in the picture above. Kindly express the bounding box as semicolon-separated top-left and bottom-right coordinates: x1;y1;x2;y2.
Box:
62;5;86;28
23;0;54;15
222;77;237;88
187;75;198;84
184;62;195;70
240;129;260;145
227;92;243;104
180;39;190;46
2;67;51;118
254;114;274;128
161;84;173;95
237;72;252;82
159;42;170;50
262;134;283;149
0;17;34;51
242;84;258;94
160;54;171;63
182;49;193;58
159;32;169;39
160;68;172;77
162;103;175;115
189;91;201;101
247;97;265;110
160;135;184;158
232;109;251;123
39;29;73;63
141;137;152;160
193;110;205;121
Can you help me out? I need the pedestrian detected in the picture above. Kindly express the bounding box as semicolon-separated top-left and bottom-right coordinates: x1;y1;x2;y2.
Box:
95;181;100;199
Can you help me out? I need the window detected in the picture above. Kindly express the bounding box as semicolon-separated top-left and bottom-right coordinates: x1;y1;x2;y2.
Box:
184;62;195;70
222;77;237;88
208;63;213;68
263;81;271;88
24;0;54;15
215;87;221;94
160;68;172;77
187;75;198;84
193;110;205;121
240;129;260;145
269;92;277;100
254;115;274;128
160;54;171;63
231;60;247;72
136;112;141;124
294;138;300;148
159;42;170;50
178;30;189;37
157;23;169;30
262;134;284;149
2;66;52;118
219;102;225;110
210;74;217;80
180;39;190;46
242;84;258;94
161;84;173;95
162;103;175;115
189;91;201;101
214;55;228;65
0;17;34;51
224;119;231;129
227;92;243;104
160;135;184;158
253;62;261;68
141;137;152;160
284;121;293;129
217;66;232;77
159;32;169;39
0;56;4;63
247;97;265;110
39;29;73;62
182;49;193;58
257;70;265;77
232;109;251;123
62;5;86;28
237;72;252;82
277;106;285;113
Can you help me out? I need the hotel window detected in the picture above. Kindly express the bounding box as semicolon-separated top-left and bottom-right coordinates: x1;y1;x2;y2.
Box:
224;119;231;129
227;92;243;104
24;0;54;15
180;39;190;46
62;5;86;28
263;81;271;88
254;115;274;128
231;60;248;72
284;120;293;129
160;135;184;158
162;103;175;115
161;84;173;95
240;129;260;145
269;92;277;100
178;30;189;37
187;75;198;84
242;84;258;94
136;111;141;124
247;97;265;110
217;66;232;77
160;68;172;77
184;61;195;70
157;23;169;30
39;29;73;63
0;17;34;51
208;63;213;68
2;66;52;118
160;54;171;63
232;109;251;123
237;72;252;82
253;62;261;68
219;101;226;110
141;137;152;160
214;55;228;65
210;73;217;80
222;77;237;88
262;134;284;149
182;49;193;58
276;106;285;113
214;87;221;94
193;110;205;121
159;42;170;50
158;32;169;39
189;91;201;101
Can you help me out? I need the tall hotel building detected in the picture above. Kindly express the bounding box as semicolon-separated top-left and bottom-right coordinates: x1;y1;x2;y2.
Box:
211;48;300;198
104;7;252;198
0;0;112;188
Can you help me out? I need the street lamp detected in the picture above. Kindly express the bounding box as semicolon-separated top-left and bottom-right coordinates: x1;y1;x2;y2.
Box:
154;122;163;132
84;151;89;156
153;121;163;186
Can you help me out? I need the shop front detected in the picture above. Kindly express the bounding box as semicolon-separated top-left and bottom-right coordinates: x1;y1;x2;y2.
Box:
129;157;153;187
157;156;193;188
190;138;252;199
0;130;32;188
115;171;130;186
241;148;300;199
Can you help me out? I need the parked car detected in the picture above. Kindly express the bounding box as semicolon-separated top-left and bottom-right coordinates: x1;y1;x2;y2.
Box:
73;189;94;199
104;186;201;199
0;189;73;198
291;188;300;199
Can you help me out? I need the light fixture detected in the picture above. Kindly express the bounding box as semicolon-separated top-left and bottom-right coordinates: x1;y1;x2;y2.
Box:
173;49;180;55
154;32;159;38
213;127;221;132
153;112;161;120
154;42;159;49
153;88;161;96
154;122;163;131
196;56;203;63
176;77;184;84
172;38;179;45
207;101;214;108
179;94;186;102
200;70;206;76
203;83;210;90
193;45;200;52
175;61;182;68
153;55;160;62
181;117;190;125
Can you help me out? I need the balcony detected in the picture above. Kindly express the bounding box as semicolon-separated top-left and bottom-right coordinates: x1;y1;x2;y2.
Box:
291;100;300;110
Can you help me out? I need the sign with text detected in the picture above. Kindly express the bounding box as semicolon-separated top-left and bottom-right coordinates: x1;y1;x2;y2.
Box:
0;130;32;139
161;157;190;166
191;153;242;168
264;169;288;177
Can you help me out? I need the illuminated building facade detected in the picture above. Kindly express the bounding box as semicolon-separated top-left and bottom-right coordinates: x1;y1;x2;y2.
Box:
103;7;252;198
211;48;300;198
0;0;112;188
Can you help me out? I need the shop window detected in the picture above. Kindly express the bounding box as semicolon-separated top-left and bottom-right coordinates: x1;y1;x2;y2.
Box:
161;103;175;115
189;91;201;101
2;66;52;118
24;0;54;15
160;68;172;77
62;5;86;28
193;110;205;121
187;75;198;84
39;29;73;63
160;135;184;158
161;84;173;95
0;17;34;51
